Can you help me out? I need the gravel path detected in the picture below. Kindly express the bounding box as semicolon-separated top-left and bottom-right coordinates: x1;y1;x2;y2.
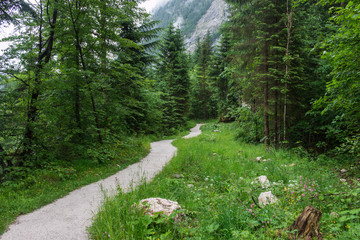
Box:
0;124;204;240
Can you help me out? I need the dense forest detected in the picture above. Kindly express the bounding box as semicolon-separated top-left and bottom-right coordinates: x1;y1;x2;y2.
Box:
0;0;359;211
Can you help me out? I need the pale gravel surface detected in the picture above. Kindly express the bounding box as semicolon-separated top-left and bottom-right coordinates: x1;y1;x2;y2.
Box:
182;124;204;139
0;124;204;240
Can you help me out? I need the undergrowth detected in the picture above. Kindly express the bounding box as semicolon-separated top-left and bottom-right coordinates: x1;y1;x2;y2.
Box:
90;122;360;239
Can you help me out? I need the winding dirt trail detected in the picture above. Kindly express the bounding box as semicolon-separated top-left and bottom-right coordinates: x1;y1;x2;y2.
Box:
0;124;204;240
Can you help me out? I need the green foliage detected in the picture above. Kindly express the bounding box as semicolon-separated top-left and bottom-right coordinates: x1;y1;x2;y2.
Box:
233;107;263;143
223;0;333;149
310;0;360;158
0;0;170;178
190;32;218;119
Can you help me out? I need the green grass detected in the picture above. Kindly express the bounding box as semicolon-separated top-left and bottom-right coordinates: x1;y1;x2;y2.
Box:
89;122;360;239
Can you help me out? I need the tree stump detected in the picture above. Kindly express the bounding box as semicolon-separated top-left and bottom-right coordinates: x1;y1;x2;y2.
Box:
289;206;322;240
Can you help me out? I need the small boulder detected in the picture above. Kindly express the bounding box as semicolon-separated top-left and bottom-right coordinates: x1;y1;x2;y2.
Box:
252;175;270;188
340;169;347;173
258;191;278;206
255;156;262;162
289;163;296;167
340;178;346;182
138;198;184;221
172;174;183;179
214;130;220;132
330;212;339;218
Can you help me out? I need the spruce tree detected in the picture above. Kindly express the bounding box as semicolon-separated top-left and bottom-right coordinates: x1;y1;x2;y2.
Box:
191;31;216;119
156;23;190;132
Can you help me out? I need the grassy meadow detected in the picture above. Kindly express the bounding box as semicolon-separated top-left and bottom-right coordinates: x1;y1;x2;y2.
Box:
90;123;360;239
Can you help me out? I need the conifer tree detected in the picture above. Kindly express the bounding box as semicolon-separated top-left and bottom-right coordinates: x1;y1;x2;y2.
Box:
210;32;234;121
191;32;216;119
156;23;190;132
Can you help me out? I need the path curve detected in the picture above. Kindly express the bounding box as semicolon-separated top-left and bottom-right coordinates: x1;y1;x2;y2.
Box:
183;123;204;139
0;124;204;240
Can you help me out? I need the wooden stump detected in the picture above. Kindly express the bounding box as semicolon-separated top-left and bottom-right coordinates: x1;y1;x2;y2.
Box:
289;206;322;240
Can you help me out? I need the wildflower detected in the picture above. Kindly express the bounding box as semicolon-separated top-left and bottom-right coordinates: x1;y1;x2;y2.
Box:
302;194;305;197
262;225;265;228
252;213;255;215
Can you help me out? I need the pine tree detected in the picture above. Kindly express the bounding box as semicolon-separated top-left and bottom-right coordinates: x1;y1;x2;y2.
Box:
210;31;233;121
156;23;190;132
191;31;216;119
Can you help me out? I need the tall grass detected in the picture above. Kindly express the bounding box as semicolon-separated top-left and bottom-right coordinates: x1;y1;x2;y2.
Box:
89;122;360;239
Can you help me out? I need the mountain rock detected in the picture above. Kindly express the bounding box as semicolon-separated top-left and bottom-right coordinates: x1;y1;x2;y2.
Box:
185;0;228;52
151;0;228;52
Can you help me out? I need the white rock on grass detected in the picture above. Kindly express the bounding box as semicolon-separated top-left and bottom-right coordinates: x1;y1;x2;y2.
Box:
138;198;184;221
341;169;347;173
251;175;271;188
330;212;339;218
258;191;278;206
289;163;296;167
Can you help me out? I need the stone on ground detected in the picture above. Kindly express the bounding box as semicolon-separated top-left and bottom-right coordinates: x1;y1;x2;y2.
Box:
252;175;271;188
258;191;278;206
138;198;184;221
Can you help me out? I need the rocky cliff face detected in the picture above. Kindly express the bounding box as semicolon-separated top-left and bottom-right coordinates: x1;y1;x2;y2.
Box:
151;0;228;52
185;0;228;52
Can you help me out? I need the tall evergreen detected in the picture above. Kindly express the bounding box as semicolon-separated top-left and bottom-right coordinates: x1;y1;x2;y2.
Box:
156;23;190;132
210;31;235;121
190;32;217;119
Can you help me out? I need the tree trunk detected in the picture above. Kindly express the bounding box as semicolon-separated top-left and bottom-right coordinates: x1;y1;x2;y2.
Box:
274;89;279;146
289;206;322;240
284;0;293;142
263;41;270;147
